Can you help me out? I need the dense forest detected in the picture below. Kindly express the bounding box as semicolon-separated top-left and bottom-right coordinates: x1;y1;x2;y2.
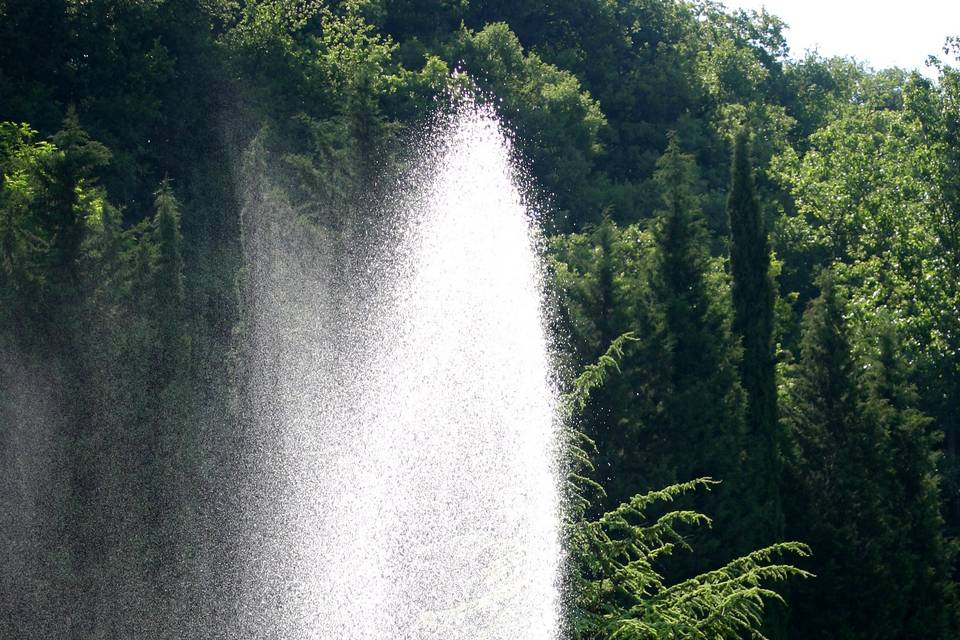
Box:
2;1;960;638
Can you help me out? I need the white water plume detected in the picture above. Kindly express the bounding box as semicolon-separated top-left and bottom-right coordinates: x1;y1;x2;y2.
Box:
239;103;562;640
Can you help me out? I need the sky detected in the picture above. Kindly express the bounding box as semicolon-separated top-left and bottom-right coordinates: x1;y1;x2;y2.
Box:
722;0;960;75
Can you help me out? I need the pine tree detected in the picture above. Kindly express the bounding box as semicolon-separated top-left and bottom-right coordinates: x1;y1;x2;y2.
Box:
646;135;746;566
138;179;192;584
41;107;111;292
152;178;187;380
782;274;894;639
153;179;185;311
726;127;783;549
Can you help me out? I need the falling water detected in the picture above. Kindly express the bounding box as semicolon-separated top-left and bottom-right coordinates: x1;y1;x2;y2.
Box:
238;103;563;639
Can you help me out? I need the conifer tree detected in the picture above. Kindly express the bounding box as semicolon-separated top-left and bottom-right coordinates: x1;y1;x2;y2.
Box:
726;127;783;549
861;323;958;638
782;275;894;639
647;136;746;565
153;179;185;311
583;216;625;511
594;216;617;343
41;108;111;293
566;334;810;640
152;178;187;380
139;180;189;562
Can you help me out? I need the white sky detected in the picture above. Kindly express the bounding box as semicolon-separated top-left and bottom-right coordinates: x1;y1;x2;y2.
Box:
722;1;960;75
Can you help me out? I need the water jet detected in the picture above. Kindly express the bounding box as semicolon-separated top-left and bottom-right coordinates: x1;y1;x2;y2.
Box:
238;102;563;640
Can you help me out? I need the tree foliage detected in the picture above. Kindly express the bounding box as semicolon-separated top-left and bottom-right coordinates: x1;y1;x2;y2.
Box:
564;336;809;640
2;2;960;638
727;127;782;550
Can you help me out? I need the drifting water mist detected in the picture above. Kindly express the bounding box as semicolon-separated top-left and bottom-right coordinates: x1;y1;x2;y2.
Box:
239;104;563;639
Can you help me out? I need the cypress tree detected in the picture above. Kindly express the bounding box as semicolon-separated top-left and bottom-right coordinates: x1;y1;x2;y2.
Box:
726;128;783;548
647;135;745;566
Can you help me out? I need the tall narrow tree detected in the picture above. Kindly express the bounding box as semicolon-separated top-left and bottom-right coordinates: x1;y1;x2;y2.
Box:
726;128;783;548
143;179;192;585
647;135;746;566
152;178;187;380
